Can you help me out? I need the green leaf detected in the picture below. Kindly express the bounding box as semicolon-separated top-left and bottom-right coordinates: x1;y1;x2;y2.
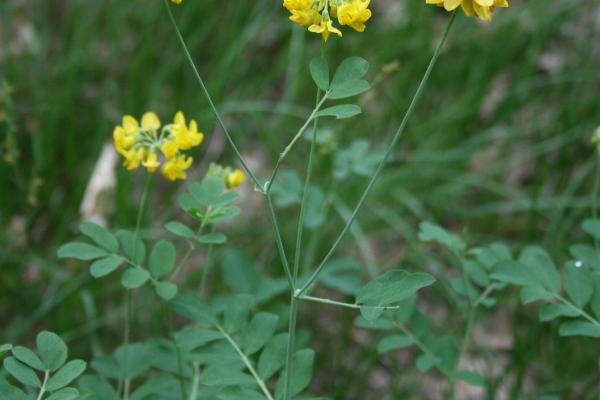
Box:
520;286;553;305
569;244;600;270
3;357;41;388
331;57;369;87
116;230;146;265
57;242;108;261
217;387;267;400
356;269;436;307
220;250;259;293
224;294;254;334
418;221;465;255
168;293;216;325
36;331;68;372
275;349;315;399
155;282;178;301
78;375;119;400
415;353;439;373
359;306;384;321
165;221;195;239
319;257;362;295
271;170;302;207
310;57;329;91
559;321;600;338
121;268;150;289
208;207;241;224
316;104;361;119
11;346;45;371
200;365;254;386
80;222;118;252
538;304;579;322
46;360;86;391
376;335;413;354
582;218;600;239
0;378;30;400
114;344;154;380
0;344;12;357
518;246;561;293
258;333;288;380
328;80;370;100
90;255;123;278
243;313;279;356
563;261;593;308
197;232;227;245
591;273;600;320
189;176;226;206
451;370;486;387
46;388;80;400
149;239;176;279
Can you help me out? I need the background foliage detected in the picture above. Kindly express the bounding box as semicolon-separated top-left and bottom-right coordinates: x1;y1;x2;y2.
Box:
1;0;600;398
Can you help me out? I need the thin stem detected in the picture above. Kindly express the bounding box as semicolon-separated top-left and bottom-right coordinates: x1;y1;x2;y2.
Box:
474;283;496;307
283;294;299;400
189;363;201;400
266;195;294;289
121;172;153;400
164;0;262;190
171;208;210;280
298;295;400;311
199;242;215;298
293;84;323;282
298;11;458;296
168;308;187;400
36;370;49;400
556;294;600;326
216;325;275;400
267;93;328;191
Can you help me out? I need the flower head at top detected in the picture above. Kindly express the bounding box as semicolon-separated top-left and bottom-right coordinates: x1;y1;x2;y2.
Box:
426;0;509;21
283;0;372;41
113;111;204;181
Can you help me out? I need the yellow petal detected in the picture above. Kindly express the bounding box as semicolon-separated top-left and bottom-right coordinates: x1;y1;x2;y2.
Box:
444;0;463;11
174;111;186;126
141;112;161;131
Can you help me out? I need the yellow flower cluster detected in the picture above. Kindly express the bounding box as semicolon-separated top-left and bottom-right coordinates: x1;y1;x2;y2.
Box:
426;0;509;21
283;0;372;41
207;163;246;190
113;111;204;181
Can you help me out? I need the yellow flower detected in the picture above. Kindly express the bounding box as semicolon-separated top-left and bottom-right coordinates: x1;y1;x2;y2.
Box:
425;0;509;21
336;0;372;32
226;169;246;189
171;0;183;4
172;111;204;150
122;148;147;171
142;151;161;173
309;17;342;41
284;0;368;41
162;155;193;181
161;138;179;160
113;111;203;181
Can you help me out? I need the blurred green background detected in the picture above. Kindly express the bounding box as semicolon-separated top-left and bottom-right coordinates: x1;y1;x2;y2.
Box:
1;0;599;398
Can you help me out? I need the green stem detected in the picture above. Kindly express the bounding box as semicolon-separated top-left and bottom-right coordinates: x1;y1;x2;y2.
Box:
283;294;299;400
297;11;458;296
266;194;294;289
556;294;600;326
36;370;49;400
164;0;262;190
167;308;187;400
298;295;400;311
267;93;328;191
171;208;210;280
189;363;201;400
121;172;153;400
216;325;275;400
